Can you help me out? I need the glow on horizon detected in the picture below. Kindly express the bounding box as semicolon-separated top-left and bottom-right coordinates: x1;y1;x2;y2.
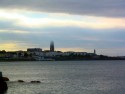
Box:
56;48;91;52
0;43;19;51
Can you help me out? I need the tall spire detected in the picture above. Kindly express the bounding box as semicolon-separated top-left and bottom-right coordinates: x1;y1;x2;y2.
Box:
94;49;96;55
50;41;54;52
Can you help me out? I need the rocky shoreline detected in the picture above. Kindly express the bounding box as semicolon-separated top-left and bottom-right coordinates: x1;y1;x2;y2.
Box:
0;72;42;93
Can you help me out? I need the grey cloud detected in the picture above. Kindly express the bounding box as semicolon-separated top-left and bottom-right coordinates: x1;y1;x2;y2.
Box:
0;0;125;17
1;26;125;48
1;25;125;55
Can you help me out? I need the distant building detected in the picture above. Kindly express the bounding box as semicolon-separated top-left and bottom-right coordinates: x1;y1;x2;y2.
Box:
63;51;87;56
94;49;96;55
27;48;42;52
50;41;54;52
45;51;63;57
44;50;50;52
27;48;43;60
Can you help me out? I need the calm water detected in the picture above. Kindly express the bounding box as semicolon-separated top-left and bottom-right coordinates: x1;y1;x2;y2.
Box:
0;60;125;94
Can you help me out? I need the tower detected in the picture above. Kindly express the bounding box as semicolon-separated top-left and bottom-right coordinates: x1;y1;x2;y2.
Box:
94;49;96;55
50;41;54;52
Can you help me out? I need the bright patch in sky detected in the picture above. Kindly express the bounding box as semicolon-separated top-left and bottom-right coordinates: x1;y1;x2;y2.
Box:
1;9;125;29
0;43;18;51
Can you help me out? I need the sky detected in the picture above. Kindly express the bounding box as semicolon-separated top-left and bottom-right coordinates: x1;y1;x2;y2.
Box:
0;0;125;56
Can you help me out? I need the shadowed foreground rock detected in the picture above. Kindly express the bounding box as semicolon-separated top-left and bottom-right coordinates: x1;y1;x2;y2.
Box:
2;77;9;81
0;79;8;93
0;72;8;93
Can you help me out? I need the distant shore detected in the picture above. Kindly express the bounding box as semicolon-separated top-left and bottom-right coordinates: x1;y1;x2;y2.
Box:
0;58;125;62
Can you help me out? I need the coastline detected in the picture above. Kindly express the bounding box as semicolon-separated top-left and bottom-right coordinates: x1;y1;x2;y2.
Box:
0;58;125;62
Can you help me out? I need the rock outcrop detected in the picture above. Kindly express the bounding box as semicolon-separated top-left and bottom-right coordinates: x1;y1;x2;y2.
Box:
18;80;25;83
2;77;9;81
0;78;8;93
0;72;8;93
30;81;41;83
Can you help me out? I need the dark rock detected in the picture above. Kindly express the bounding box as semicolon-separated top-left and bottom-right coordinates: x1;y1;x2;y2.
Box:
18;80;25;83
30;81;41;83
0;78;8;93
2;77;9;81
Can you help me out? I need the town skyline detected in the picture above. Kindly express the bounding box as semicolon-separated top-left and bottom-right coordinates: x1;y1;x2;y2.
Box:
0;0;125;56
1;41;125;61
0;40;124;57
1;41;96;53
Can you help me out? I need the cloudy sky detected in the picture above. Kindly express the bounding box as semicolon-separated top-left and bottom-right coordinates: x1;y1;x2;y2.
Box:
0;0;125;56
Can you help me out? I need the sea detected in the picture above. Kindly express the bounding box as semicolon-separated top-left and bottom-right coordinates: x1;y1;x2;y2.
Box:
0;60;125;94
